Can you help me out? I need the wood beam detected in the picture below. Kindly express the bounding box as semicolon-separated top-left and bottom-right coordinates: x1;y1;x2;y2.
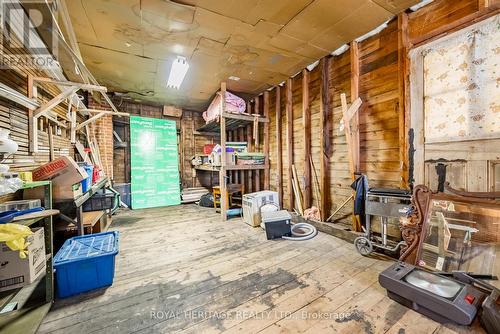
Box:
341;92;362;232
76;112;107;131
319;57;331;221
58;0;83;62
238;127;245;194
48;124;55;161
410;6;499;47
0;82;39;110
220;82;228;221
341;94;356;179
33;86;78;118
254;96;260;148
302;69;312;209
57;0;91;84
33;77;107;92
286;78;294;210
231;127;238;185
398;12;410;189
479;0;499;8
275;86;283;207
246;101;253;193
263;91;270;190
343;98;362;123
222;112;268;123
227;131;233;184
70;106;77;143
74;140;90;163
51;23;120;114
99;91;120;115
254;96;260;192
350;41;360;173
27;74;36;153
409;50;425;185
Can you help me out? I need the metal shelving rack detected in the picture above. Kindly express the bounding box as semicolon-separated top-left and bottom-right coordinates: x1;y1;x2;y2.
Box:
196;82;269;221
0;181;59;334
56;177;111;236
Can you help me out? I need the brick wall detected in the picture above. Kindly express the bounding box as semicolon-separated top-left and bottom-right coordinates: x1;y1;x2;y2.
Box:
88;96;114;180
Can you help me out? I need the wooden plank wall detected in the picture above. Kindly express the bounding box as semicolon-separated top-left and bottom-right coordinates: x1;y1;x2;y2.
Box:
329;51;353;222
0;73;76;172
0;101;73;171
263;0;499;227
358;20;401;189
0;33;79;202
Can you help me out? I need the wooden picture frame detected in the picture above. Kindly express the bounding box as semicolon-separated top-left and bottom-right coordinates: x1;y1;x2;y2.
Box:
399;184;500;265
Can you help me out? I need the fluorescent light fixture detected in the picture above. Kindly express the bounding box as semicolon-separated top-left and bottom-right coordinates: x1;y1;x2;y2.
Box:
167;56;189;89
228;76;240;81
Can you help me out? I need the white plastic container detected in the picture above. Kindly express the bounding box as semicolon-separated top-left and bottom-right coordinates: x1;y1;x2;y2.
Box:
242;191;279;227
0;199;41;212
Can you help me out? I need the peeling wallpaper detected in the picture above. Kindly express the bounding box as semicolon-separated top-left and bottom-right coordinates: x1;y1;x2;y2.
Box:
423;14;500;143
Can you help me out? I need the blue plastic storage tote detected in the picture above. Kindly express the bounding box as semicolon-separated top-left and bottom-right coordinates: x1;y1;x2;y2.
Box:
54;231;119;298
80;164;94;192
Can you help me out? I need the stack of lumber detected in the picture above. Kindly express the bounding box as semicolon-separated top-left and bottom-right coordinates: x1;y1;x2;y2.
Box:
181;187;210;203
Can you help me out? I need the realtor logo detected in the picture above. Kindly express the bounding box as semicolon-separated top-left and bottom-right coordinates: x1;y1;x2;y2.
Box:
0;0;58;69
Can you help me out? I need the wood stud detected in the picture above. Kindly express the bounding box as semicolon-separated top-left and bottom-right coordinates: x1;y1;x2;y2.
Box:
263;91;270;190
254;96;260;192
319;57;331;221
275;86;283;207
220;82;228;221
302;69;312;209
350;41;360;174
398;12;410;189
286;78;294;210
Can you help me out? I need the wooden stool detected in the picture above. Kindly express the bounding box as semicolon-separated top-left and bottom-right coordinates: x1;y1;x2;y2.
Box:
213;184;244;209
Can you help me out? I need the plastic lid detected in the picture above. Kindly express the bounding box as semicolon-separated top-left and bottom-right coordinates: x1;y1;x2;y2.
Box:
54;231;119;265
261;210;291;223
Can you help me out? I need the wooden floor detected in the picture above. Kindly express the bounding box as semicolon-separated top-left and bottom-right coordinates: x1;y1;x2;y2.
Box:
38;205;485;334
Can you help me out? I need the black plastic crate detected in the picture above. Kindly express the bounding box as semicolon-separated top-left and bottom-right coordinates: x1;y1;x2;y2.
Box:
82;189;117;212
113;183;130;207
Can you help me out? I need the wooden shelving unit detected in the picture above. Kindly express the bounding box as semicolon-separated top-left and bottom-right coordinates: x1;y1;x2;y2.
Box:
196;82;270;221
0;181;58;334
195;164;268;172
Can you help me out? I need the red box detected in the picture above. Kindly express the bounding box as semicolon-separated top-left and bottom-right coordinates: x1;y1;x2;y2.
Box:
203;144;215;155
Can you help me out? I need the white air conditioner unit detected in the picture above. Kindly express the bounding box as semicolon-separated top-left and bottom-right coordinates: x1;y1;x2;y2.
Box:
242;191;279;227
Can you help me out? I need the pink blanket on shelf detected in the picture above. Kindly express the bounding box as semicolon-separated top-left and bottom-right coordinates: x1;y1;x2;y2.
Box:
202;91;246;123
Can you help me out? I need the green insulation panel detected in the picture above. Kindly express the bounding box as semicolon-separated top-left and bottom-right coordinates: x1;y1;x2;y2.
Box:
130;116;180;209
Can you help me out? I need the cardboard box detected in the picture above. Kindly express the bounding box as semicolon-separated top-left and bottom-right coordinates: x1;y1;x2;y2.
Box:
32;156;87;185
24;181;83;202
53;182;83;200
29;156;87;201
0;227;46;292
